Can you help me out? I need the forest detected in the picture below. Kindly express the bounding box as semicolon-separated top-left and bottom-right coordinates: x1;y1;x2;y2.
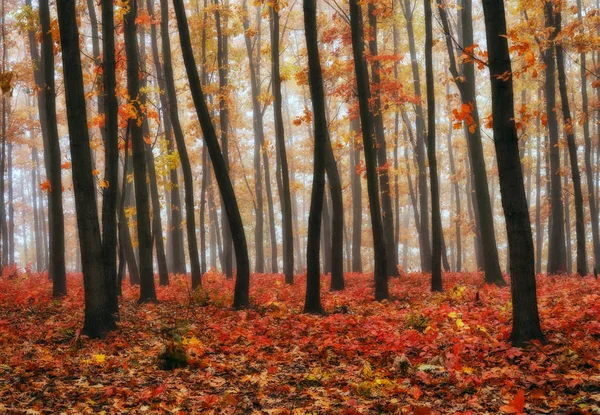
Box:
0;0;599;412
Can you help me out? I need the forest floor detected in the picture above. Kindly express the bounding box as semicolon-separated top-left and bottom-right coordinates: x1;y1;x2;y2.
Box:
0;271;599;414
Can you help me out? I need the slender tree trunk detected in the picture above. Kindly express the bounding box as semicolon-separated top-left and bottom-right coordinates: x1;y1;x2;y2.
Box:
425;0;442;291
56;0;115;336
325;140;344;291
563;147;573;274
543;2;567;274
173;0;250;307
147;0;186;275
162;0;202;287
446;88;462;272
31;146;43;273
402;0;431;272
368;2;397;277
437;0;504;285
213;0;234;279
350;0;388;299
535;88;544;275
200;146;208;275
577;0;600;273
303;0;326;314
554;8;587;276
101;0;120;313
270;1;294;283
481;0;544;346
321;189;332;274
124;0;157;303
39;0;67;296
350;118;362;272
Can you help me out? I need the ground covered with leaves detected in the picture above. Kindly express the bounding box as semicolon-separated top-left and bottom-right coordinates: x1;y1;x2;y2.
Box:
0;271;599;414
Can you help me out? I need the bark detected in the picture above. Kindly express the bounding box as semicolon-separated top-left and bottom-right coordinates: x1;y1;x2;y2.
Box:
350;0;388;300
543;2;567;274
56;0;115;336
554;9;588;276
321;188;332;274
172;0;251;308
481;0;544;346
368;2;398;277
350;118;362;272
437;0;504;285
563;147;573;274
446;88;462;272
101;0;120;313
31;146;43;272
535;88;543;275
162;0;202;287
270;1;294;284
425;0;442;291
200;146;208;275
39;0;67;296
325;144;344;291
577;0;600;272
147;0;186;275
402;0;431;272
303;0;326;314
214;0;234;279
242;1;265;273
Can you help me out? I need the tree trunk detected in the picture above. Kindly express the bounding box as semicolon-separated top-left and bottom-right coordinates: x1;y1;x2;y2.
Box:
172;0;250;308
147;0;186;275
39;0;67;296
350;118;362;272
321;189;332;274
350;0;388;300
303;0;326;314
535;88;543;275
554;8;588;276
214;0;234;279
56;0;115;336
577;0;600;273
325;135;344;291
481;0;544;346
161;0;202;287
124;0;157;303
270;1;294;284
402;0;431;272
563;147;573;274
101;0;120;313
368;2;397;277
446;87;462;272
543;2;567;274
31;146;43;273
425;0;442;292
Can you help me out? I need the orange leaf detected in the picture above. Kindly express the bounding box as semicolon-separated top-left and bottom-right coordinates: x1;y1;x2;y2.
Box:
61;161;71;170
412;385;422;400
510;389;525;412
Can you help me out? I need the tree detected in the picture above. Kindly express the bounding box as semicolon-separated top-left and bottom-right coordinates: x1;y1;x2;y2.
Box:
55;0;115;336
39;0;67;296
270;0;294;284
303;0;326;314
160;0;202;288
123;0;157;303
481;0;544;346
172;0;250;308
350;119;362;273
554;7;587;276
437;0;504;286
101;0;119;312
543;1;567;275
349;0;388;300
425;0;442;292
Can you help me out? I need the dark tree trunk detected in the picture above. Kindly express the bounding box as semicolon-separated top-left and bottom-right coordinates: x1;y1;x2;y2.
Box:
303;0;326;314
563;147;573;274
242;1;265;273
39;0;67;296
437;0;504;285
321;189;332;275
481;0;544;346
119;141;141;286
7;140;12;265
147;0;186;276
200;146;208;275
270;1;294;284
101;0;120;313
31;146;43;273
554;8;588;276
139;20;169;286
535;88;544;275
402;0;431;272
124;0;157;303
172;0;250;308
325;137;344;291
425;0;442;292
214;0;234;279
161;0;202;287
350;118;362;272
368;2;397;277
56;0;115;336
350;0;388;299
577;0;600;273
543;2;567;274
445;87;462;272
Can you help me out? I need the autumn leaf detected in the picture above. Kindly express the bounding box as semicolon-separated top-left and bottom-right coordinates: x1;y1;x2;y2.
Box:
500;389;526;413
61;161;71;170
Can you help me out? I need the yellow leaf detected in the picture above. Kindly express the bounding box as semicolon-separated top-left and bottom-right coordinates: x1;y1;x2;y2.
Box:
448;311;457;319
94;354;106;363
456;319;465;328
